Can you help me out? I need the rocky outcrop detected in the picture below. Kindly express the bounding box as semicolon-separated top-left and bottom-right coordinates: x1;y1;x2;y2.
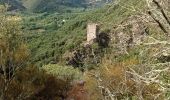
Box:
112;16;149;54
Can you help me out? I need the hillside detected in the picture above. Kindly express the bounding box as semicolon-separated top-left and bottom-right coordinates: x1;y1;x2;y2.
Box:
0;0;25;11
0;0;170;99
1;0;113;12
19;0;86;12
19;0;170;72
23;0;145;66
22;1;170;98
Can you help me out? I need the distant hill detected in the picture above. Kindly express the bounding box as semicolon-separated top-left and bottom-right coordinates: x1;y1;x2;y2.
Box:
0;0;25;11
19;0;86;12
22;0;170;68
0;0;113;12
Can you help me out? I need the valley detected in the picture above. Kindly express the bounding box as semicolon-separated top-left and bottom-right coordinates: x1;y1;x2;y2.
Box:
0;0;169;100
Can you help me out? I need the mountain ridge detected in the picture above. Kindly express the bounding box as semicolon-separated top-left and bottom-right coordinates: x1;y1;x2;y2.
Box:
0;0;113;12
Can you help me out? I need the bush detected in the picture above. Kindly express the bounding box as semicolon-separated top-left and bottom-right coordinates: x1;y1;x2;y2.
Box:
0;66;72;100
83;58;169;100
42;64;83;80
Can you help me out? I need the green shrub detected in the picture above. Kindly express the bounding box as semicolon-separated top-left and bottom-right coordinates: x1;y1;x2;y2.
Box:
43;64;83;80
0;66;72;100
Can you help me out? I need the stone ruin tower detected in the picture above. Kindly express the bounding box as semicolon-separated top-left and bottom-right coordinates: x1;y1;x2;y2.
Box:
86;23;99;45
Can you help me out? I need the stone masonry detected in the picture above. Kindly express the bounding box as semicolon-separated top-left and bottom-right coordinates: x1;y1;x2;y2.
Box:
87;23;98;43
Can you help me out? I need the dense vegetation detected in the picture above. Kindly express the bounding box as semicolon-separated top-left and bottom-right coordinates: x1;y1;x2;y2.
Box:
0;0;170;99
0;7;82;99
21;0;145;67
1;0;112;12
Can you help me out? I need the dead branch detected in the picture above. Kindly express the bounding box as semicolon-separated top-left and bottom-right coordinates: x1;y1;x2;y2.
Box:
127;66;170;93
88;73;115;100
148;11;169;34
152;0;170;25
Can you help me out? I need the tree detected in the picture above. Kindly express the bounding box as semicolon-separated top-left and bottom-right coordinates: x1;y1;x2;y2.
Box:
0;5;29;100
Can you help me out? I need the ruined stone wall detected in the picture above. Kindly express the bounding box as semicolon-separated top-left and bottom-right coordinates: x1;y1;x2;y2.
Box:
87;23;98;43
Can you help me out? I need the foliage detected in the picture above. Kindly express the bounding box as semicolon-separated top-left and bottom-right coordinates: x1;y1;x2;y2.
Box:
1;0;110;13
0;66;72;100
0;8;30;99
20;0;147;67
84;58;169;99
21;12;87;66
0;0;25;11
0;7;72;100
43;64;83;80
0;0;170;99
